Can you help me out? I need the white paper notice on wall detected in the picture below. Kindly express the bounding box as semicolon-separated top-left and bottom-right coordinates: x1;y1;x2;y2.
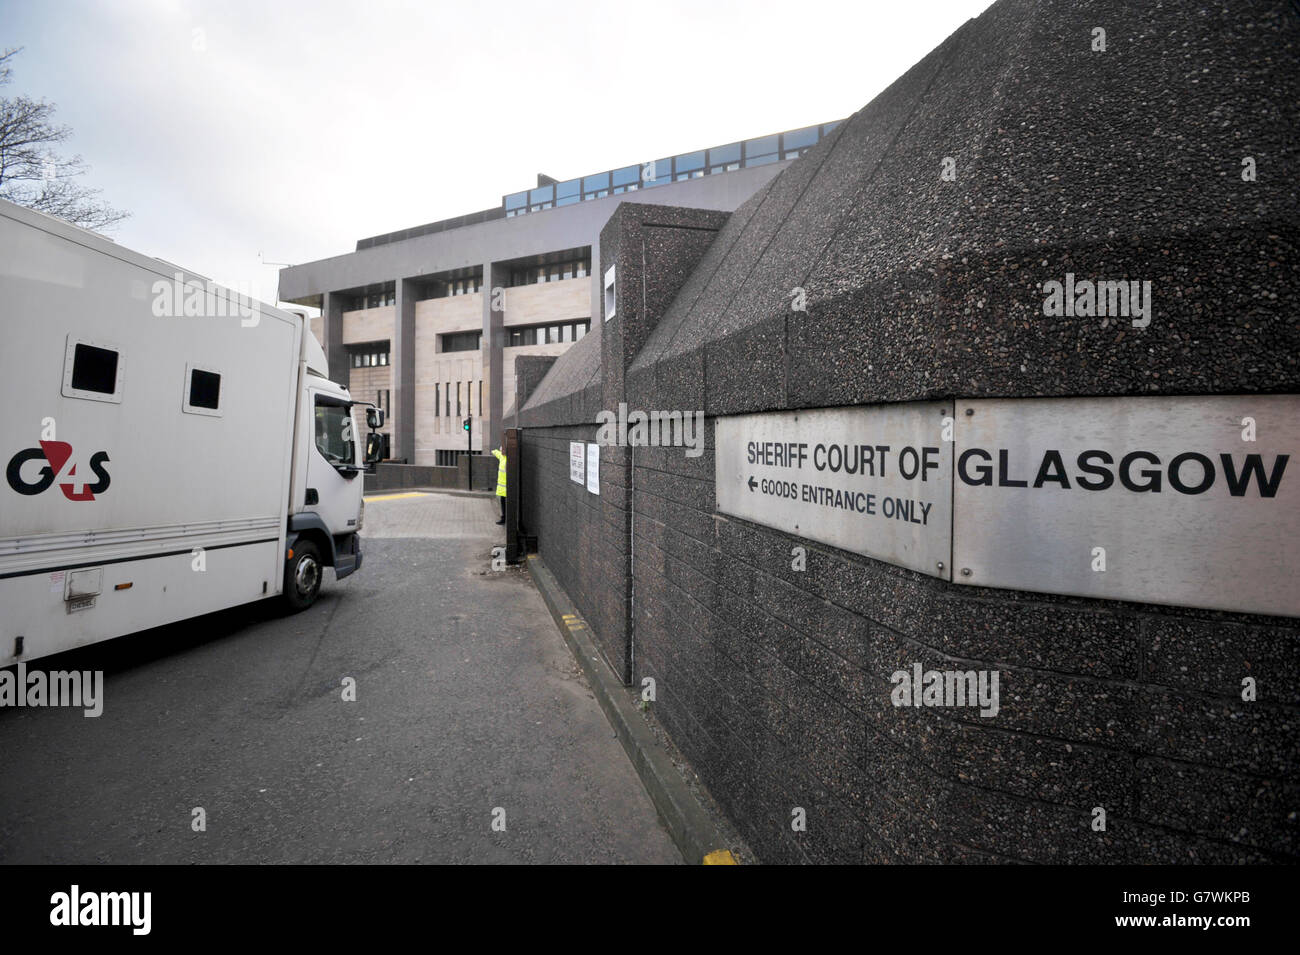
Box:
570;441;585;484
586;443;600;494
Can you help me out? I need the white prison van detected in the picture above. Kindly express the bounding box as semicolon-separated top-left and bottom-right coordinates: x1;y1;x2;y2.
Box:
0;198;383;663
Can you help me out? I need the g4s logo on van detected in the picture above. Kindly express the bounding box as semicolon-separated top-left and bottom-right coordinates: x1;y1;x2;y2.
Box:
6;441;111;500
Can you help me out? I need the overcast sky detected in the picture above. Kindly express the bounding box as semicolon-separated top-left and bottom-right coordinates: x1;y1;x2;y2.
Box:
1;0;991;307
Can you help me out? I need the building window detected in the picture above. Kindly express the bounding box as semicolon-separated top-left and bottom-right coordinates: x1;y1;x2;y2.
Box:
505;319;590;347
782;125;819;155
744;134;779;167
582;171;609;200
611;165;640;194
674;150;704;181
508;255;590;287
350;344;390;367
448;276;482;296
529;184;555;212
708;142;741;172
68;341;121;397
499;124;833;215
436;383;440;418
441;331;481;353
643;158;672;187
188;369;221;410
556;179;581;206
182;363;222;417
432;271;483;298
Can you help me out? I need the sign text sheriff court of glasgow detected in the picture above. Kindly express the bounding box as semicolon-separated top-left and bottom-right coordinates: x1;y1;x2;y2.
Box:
715;396;1298;617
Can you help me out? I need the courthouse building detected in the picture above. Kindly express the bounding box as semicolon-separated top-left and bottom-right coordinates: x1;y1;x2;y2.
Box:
277;121;841;465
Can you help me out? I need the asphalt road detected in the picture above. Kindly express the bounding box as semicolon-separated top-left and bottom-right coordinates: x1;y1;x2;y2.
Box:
0;492;680;864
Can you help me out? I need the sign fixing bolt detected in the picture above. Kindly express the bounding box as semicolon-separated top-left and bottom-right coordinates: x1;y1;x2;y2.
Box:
960;567;972;577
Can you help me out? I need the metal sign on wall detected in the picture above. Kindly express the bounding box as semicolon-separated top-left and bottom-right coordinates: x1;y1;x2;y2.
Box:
951;395;1300;617
715;403;954;577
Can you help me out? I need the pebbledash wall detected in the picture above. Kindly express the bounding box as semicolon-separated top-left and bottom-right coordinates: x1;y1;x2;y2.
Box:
515;0;1300;864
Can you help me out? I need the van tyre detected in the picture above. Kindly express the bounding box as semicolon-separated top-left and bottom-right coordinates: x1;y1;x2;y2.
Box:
284;540;322;611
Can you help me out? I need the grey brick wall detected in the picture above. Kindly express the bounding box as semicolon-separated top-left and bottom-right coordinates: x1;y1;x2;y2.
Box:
515;0;1299;864
520;422;630;679
626;425;1296;863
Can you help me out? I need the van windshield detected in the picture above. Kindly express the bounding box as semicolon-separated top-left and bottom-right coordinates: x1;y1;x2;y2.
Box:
315;400;356;466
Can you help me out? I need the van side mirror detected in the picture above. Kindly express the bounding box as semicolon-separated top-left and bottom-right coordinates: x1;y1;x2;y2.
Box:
365;432;384;465
366;408;385;429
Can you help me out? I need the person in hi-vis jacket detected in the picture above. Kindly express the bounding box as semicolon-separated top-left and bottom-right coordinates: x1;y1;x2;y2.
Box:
492;446;507;525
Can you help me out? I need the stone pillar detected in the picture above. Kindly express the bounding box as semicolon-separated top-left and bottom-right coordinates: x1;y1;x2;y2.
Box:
481;261;507;452
596;203;731;685
393;278;418;463
321;291;348;386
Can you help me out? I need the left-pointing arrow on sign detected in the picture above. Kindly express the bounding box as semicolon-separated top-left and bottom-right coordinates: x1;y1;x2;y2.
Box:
747;475;757;492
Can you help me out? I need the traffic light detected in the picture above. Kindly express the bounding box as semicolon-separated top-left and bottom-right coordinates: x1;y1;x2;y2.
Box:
462;418;471;432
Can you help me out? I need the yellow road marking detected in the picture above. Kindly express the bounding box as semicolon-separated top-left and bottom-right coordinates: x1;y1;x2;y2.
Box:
703;850;738;865
363;492;432;502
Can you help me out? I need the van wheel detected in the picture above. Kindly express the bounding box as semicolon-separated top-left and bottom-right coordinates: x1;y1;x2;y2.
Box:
284;541;322;611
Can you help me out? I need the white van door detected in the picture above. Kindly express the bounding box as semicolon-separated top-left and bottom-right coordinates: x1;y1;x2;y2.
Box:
304;391;363;535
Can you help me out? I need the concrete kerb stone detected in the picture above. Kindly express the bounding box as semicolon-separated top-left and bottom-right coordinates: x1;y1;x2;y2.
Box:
524;553;736;865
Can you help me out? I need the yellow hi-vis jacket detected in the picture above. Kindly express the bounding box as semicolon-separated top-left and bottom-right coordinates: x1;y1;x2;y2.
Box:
492;448;507;497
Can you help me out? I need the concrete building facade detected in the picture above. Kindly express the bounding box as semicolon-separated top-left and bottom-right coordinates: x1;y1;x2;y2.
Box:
278;122;841;464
